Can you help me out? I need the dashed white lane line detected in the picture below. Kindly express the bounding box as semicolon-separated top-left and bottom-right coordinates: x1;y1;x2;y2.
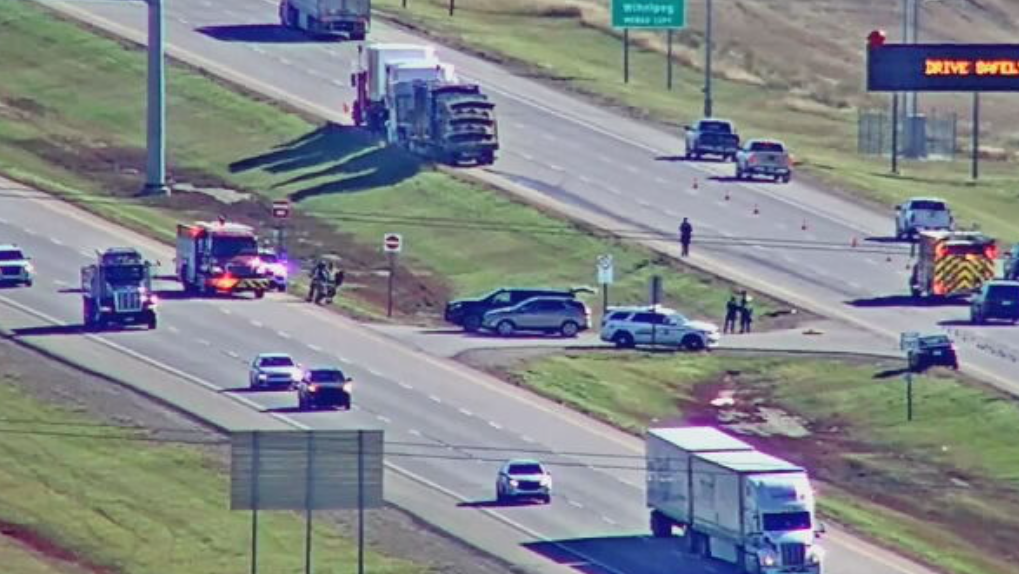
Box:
624;164;639;174
307;343;323;353
176;17;189;25
512;122;526;130
520;434;536;443
336;355;349;363
408;429;422;437
429;394;442;403
376;414;391;424
250;45;266;55
398;381;413;390
568;499;584;509
547;164;565;172
330;79;346;87
366;367;382;377
578;175;593;184
597;154;612;164
601;515;618;525
654;176;669;185
53;279;68;287
277;330;292;339
541;132;556;141
864;258;878;266
605;187;622;196
352;404;362;411
278;57;293;66
847;281;864;291
775;222;789;231
49;237;63;245
168;325;180;334
0;217;7;224
79;249;92;257
664;209;679;218
520;151;535;161
250;319;264;328
488;421;503;430
219;307;232;315
458;407;473;417
197;338;211;346
637;199;651;209
226;350;239;359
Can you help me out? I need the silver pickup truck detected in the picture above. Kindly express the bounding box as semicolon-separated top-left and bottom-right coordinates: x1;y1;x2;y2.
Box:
735;139;792;183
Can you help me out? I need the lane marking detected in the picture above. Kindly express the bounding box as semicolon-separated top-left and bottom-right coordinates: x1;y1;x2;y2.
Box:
197;338;211;346
53;279;69;287
547;164;564;172
226;350;240;359
458;407;473;417
520;435;536;443
277;330;292;339
366;367;382;377
376;414;391;424
49;237;64;245
408;429;422;437
250;45;267;55
219;307;232;315
429;394;442;403
568;499;584;509
488;421;503;430
307;343;323;353
167;325;180;334
398;381;413;389
250;319;264;328
601;515;617;525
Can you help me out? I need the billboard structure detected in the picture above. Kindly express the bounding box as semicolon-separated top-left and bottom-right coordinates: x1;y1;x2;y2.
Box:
868;42;1019;92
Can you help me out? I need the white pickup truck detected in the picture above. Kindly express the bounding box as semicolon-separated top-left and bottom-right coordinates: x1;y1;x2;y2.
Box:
894;197;954;240
735;139;792;183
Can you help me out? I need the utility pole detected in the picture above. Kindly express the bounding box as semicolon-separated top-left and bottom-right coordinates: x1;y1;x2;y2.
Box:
971;92;980;181
143;0;169;195
703;0;713;117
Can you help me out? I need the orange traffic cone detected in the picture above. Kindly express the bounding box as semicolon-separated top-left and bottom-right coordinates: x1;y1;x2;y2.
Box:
753;204;760;215
692;178;699;190
724;189;731;201
801;219;808;231
851;237;859;248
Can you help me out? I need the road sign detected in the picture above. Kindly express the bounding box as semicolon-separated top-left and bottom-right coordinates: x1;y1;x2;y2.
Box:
611;0;686;29
867;43;1019;92
383;233;402;253
271;200;291;219
597;254;614;285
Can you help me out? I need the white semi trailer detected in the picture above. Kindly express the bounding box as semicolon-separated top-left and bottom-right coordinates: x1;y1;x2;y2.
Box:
647;426;825;574
279;0;371;40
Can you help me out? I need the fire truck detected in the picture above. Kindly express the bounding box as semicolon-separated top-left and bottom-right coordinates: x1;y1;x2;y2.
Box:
81;248;158;330
175;220;274;298
910;230;998;298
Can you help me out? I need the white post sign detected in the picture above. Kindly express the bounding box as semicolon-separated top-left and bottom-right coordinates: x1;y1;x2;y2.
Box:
597;254;614;285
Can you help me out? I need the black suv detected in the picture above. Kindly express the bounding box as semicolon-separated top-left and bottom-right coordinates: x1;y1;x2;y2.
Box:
970;280;1019;324
445;287;588;332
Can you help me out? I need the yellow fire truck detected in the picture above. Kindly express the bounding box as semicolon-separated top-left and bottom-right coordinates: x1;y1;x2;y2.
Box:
910;230;998;298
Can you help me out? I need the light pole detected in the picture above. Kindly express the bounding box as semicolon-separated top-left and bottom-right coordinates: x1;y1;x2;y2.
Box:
143;0;169;195
703;0;713;117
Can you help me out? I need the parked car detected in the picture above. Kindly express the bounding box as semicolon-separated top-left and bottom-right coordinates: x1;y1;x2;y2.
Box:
895;197;954;240
249;352;303;389
0;244;34;287
295;367;353;410
482;296;590;337
970;280;1019;324
256;249;289;292
902;333;959;372
600;306;720;351
496;459;552;504
683;118;740;161
445;286;592;332
735;139;792;183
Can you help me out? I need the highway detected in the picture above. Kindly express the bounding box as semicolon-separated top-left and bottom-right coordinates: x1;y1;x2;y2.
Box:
39;0;1019;397
0;174;936;574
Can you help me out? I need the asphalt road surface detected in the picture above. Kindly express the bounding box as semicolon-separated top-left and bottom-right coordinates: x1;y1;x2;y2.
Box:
0;176;937;574
39;0;1019;398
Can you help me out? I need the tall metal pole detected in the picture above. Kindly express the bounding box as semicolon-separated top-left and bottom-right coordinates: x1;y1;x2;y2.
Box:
144;0;169;195
971;92;980;181
304;432;315;574
666;30;674;90
250;432;261;574
357;431;366;574
891;94;900;174
623;29;630;84
703;0;713;117
910;0;920;118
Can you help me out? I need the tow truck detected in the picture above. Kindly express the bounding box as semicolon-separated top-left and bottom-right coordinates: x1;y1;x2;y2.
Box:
175;220;274;298
80;248;158;330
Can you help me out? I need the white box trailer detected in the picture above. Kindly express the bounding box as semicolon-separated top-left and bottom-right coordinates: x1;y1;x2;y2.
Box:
279;0;370;40
646;428;824;574
368;44;437;102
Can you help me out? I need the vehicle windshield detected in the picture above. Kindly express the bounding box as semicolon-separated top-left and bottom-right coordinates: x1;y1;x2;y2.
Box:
211;236;258;258
911;200;946;211
507;463;544;475
700;121;732;133
762;512;812;531
987;285;1019;300
260;356;294;368
105;265;145;285
664;313;689;325
310;370;345;383
919;335;951;348
0;250;25;261
749;142;785;152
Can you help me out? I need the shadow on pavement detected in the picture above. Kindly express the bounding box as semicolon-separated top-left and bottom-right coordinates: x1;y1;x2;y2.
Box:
457;498;539;509
874;366;910;379
229;124;421;200
940;319;1015;327
11;324;87;337
524;535;713;574
220;386;292;394
195;24;327;44
262;406;305;414
847;295;968;308
866;235;911;245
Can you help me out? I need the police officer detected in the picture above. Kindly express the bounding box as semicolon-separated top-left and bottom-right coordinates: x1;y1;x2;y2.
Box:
679;218;693;257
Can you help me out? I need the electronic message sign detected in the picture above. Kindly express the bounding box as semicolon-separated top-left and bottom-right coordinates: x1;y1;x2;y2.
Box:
867;40;1019;92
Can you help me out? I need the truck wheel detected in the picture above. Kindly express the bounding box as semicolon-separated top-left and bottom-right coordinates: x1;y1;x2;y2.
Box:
682;334;706;352
255;289;265;300
735;168;743;180
462;315;483;333
650;511;672;538
743;549;762;574
782;173;792;183
349;30;366;41
559;321;579;338
613;332;635;349
146;312;157;330
496;320;516;337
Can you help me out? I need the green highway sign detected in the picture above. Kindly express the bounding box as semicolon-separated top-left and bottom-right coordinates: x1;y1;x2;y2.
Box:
612;0;686;29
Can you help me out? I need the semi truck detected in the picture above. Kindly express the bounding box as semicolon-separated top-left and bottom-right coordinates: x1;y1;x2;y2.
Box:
278;0;370;40
351;43;500;165
80;248;158;330
647;426;824;574
175;220;274;298
909;230;998;299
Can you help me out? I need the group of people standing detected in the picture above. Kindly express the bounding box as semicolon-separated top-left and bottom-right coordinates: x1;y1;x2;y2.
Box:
724;291;754;334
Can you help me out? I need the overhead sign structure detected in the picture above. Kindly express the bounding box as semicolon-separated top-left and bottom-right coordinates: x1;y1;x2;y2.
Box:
867;41;1019;92
611;0;686;29
230;430;384;511
597;254;615;285
383;233;402;253
271;199;291;219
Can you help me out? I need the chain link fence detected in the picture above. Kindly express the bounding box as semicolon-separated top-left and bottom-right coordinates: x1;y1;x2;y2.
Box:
857;107;958;160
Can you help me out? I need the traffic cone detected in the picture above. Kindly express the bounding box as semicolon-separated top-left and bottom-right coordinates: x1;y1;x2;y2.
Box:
886;255;893;263
724;189;731;201
753;204;760;215
801;219;808;231
692;178;699;190
851;237;858;248
343;103;350;114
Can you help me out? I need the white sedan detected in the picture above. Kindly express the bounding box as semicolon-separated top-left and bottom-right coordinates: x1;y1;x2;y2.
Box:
248;353;303;389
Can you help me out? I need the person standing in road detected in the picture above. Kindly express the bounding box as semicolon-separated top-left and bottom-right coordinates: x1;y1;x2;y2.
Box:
679;218;693;257
723;295;739;334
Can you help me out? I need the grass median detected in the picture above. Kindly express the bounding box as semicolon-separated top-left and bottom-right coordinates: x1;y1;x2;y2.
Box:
480;350;1019;574
375;0;1019;242
0;380;424;574
0;1;793;326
